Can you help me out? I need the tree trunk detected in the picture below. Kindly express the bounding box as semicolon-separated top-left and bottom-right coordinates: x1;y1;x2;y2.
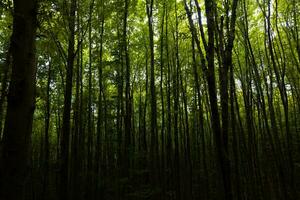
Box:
60;0;76;199
0;0;37;199
0;44;11;138
42;59;52;199
123;0;131;179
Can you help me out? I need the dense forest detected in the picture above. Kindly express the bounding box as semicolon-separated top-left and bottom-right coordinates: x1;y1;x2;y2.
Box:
0;0;299;199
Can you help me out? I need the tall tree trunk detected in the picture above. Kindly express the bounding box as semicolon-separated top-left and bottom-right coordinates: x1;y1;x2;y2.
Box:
267;1;294;195
191;35;209;199
0;0;37;199
173;2;181;198
165;4;172;175
95;7;105;199
87;1;95;198
204;0;232;199
147;0;158;187
42;59;52;199
0;44;11;138
123;0;131;178
159;2;166;198
60;0;76;199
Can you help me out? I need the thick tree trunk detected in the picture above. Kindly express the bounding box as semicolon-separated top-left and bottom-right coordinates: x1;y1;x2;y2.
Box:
0;0;37;199
204;1;232;199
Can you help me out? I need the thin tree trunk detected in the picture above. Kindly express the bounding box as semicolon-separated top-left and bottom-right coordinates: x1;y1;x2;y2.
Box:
173;2;181;198
159;2;166;198
95;7;105;199
123;0;131;179
60;0;76;199
42;59;52;199
0;44;11;138
146;0;159;189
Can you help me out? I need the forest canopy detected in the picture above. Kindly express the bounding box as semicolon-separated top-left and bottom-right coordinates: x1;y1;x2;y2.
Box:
0;0;299;199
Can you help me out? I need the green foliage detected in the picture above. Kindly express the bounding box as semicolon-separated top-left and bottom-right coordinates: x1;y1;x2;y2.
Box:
0;0;300;199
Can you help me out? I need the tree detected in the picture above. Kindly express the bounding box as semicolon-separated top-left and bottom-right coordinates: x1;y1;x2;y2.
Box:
0;0;38;199
0;0;299;199
60;0;76;199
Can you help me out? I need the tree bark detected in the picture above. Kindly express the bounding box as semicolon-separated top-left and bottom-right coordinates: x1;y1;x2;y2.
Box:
0;0;37;199
0;44;11;138
60;0;76;199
